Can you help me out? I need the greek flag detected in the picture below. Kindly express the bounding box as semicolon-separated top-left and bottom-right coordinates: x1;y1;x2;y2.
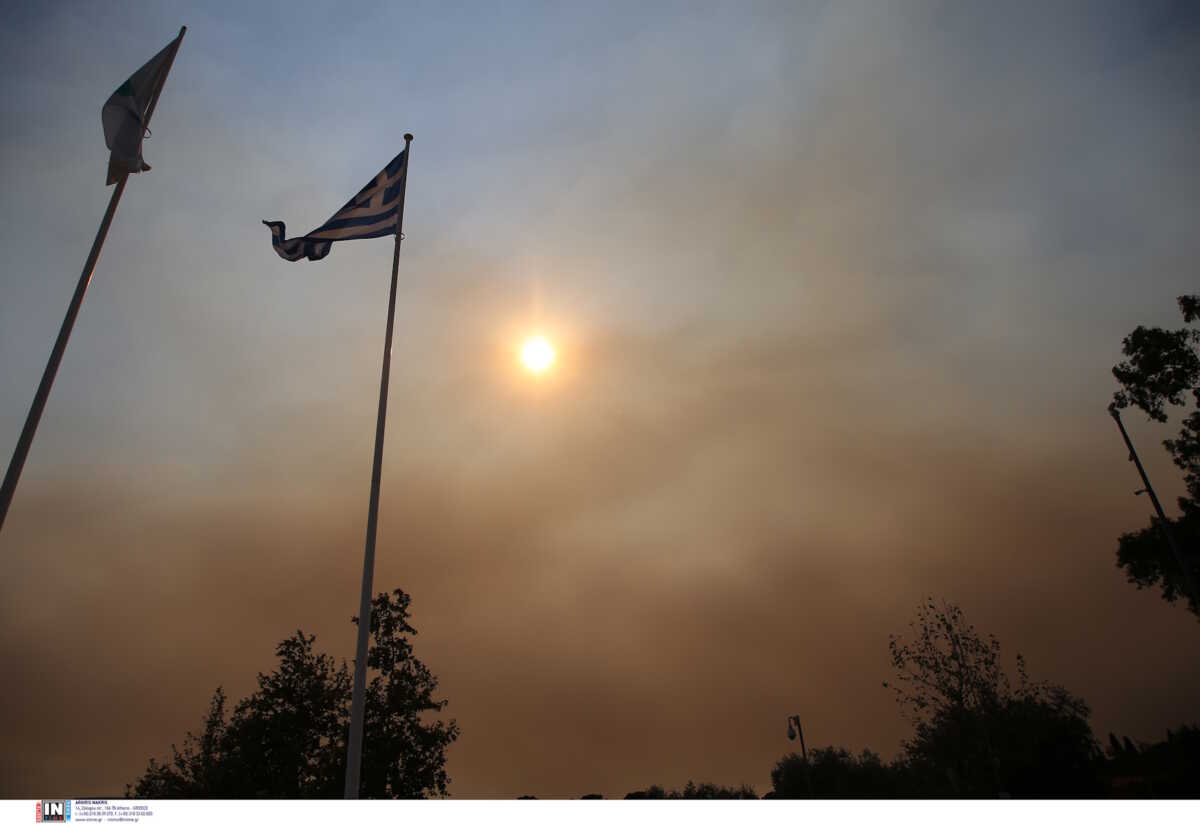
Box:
263;148;408;262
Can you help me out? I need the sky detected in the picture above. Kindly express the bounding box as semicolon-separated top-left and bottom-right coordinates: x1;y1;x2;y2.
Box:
2;0;1200;799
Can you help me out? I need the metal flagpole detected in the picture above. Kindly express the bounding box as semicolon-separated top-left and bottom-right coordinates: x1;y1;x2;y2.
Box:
0;27;186;536
1110;406;1200;608
344;133;413;800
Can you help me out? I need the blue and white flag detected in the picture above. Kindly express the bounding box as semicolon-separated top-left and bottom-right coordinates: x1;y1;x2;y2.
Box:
263;148;408;262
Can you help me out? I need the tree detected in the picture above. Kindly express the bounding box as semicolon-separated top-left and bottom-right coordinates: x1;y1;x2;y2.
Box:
1111;294;1200;617
127;589;458;799
770;747;897;799
624;781;757;799
624;785;669;799
884;599;1101;797
1102;724;1200;798
1115;516;1200;618
671;781;757;799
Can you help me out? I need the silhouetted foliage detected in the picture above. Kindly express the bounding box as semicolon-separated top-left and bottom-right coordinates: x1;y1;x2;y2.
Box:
127;589;458;799
622;600;1191;801
884;599;1102;797
1116;510;1200;617
674;781;757;799
1102;725;1200;798
624;785;669;799
1111;293;1200;617
624;781;757;799
771;748;897;798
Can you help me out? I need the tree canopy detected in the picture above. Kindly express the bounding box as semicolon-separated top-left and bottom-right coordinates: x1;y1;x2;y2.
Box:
770;747;897;799
1111;293;1200;617
624;781;758;799
883;599;1101;797
127;589;458;799
1102;724;1200;798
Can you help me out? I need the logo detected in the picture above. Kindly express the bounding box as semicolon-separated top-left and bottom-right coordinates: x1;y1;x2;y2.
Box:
36;801;70;822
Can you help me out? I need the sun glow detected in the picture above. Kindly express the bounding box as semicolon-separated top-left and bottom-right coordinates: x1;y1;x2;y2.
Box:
520;335;556;374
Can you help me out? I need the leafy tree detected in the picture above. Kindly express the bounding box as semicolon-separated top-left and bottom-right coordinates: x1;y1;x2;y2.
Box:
884;599;1101;797
1114;517;1200;618
624;785;670;799
624;781;757;799
127;589;458;799
1102;724;1200;798
1111;294;1200;617
672;781;757;799
128;688;235;798
770;747;897;798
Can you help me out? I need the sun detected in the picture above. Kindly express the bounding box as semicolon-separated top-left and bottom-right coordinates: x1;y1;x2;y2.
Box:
520;335;556;374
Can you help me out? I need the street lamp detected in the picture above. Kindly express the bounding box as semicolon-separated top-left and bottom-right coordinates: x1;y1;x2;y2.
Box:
786;714;807;759
787;714;814;797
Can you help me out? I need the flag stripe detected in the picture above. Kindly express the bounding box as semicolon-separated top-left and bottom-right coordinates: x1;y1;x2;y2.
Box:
310;215;398;241
310;206;399;235
263;148;407;262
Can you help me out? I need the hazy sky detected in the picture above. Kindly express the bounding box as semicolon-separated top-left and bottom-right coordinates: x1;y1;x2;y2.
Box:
2;0;1200;799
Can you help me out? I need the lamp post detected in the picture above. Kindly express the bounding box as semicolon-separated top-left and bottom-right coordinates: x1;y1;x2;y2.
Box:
786;715;807;758
786;714;814;797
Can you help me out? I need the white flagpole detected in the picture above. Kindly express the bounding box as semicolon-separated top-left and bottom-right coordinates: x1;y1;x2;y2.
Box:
344;133;413;799
0;27;186;536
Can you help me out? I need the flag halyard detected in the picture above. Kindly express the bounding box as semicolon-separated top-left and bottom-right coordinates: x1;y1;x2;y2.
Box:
264;149;408;262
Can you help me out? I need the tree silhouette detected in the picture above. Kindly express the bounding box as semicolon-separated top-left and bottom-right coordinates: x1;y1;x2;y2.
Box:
1111;293;1200;617
1115;515;1200;618
1101;724;1200;798
127;589;458;799
884;599;1101;797
624;781;757;799
770;747;897;798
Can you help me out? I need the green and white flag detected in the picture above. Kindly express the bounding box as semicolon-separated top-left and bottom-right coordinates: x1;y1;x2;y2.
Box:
101;32;183;185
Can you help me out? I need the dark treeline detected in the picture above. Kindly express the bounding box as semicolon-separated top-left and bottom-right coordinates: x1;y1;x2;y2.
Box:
624;781;758;799
128;591;1198;800
613;598;1198;800
615;727;1199;799
126;296;1200;800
